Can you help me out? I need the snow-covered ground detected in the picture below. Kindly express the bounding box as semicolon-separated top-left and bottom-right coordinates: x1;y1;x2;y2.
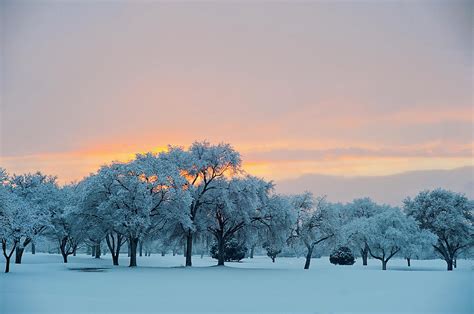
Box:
1;253;472;313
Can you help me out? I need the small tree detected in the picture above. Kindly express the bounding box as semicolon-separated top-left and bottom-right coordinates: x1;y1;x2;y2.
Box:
263;243;281;263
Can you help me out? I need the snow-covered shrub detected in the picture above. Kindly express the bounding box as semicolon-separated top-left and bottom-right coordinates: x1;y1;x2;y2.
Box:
210;240;247;262
329;246;355;265
263;242;282;263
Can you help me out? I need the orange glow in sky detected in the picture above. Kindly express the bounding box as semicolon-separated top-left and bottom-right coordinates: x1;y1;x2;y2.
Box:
1;1;472;185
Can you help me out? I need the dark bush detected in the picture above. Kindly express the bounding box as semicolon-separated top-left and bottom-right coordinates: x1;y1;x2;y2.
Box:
210;240;247;262
329;246;355;265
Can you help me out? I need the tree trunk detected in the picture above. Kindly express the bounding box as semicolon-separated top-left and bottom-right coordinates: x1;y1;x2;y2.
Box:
128;242;131;257
361;247;368;266
73;245;77;256
106;233;124;266
139;241;143;257
446;258;453;271
185;233;193;267
250;245;255;259
304;246;313;270
129;237;139;267
59;239;69;264
172;249;176;256
5;256;11;273
15;247;25;264
161;251;165;257
92;245;95;257
382;260;387;270
31;242;36;255
114;239;122;265
217;237;225;266
94;244;101;259
407;258;411;267
271;256;275;263
454;258;457;268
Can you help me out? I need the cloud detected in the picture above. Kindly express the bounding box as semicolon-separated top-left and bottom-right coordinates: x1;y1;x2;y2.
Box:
243;143;473;162
275;166;474;205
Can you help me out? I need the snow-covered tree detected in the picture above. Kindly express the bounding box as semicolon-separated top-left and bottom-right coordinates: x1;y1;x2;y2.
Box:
90;151;192;267
166;141;241;266
48;185;87;263
342;198;383;266
363;207;422;270
402;228;437;267
0;186;34;272
404;189;474;270
288;193;340;269
8;172;58;263
75;176;110;260
260;195;295;263
203;176;272;265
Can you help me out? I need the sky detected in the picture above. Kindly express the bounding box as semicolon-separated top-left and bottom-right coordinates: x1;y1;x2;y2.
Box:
1;0;472;185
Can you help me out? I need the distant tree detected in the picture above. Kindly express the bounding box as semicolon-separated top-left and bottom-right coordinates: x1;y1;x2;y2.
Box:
404;189;474;270
363;207;422;270
342;198;383;266
402;229;437;267
288;193;340;269
203;176;272;266
48;185;87;263
77;175;114;262
263;243;281;263
261;195;295;263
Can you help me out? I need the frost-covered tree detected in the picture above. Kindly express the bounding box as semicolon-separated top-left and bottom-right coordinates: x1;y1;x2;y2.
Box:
404;189;474;270
203;176;272;266
91;152;192;267
166;141;241;266
342;198;382;266
402;228;437;267
260;195;295;263
288;193;340;269
8;172;58;264
363;207;421;270
0;186;34;272
79;174;123;264
48;185;87;263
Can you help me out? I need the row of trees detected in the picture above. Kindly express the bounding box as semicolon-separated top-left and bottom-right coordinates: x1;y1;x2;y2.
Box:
1;142;473;273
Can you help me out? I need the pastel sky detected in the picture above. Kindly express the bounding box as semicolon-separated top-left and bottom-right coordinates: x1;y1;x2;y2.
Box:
1;0;472;184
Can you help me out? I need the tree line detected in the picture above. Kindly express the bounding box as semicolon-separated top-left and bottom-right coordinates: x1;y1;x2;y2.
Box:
1;141;472;273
